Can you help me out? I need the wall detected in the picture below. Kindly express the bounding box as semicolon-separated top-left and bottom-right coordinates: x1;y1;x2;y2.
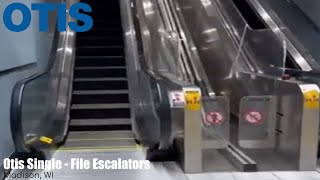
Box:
0;68;36;164
0;0;57;164
0;0;57;71
292;0;320;30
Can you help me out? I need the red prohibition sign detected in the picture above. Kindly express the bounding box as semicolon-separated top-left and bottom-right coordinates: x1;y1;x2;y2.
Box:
244;111;263;125
204;112;224;126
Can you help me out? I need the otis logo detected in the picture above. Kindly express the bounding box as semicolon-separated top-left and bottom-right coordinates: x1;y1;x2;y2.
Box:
2;3;93;32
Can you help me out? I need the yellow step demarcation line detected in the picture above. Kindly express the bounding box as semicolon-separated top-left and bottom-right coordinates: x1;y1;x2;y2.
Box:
55;146;139;152
25;137;38;145
135;143;143;150
53;137;142;152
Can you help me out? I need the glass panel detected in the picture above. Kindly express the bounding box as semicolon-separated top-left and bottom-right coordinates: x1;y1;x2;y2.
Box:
165;30;183;78
202;96;230;149
139;0;183;79
21;73;51;146
235;25;287;77
155;29;182;78
214;0;248;39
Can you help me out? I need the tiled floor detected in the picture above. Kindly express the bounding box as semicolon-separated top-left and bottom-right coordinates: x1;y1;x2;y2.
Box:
187;171;320;180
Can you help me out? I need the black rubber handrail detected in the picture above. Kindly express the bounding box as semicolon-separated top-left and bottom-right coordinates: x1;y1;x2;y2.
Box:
0;63;36;77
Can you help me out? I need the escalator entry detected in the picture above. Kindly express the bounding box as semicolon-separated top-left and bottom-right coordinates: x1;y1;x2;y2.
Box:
64;0;178;156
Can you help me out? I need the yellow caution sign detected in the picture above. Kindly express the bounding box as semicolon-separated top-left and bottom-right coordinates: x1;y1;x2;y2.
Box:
39;136;53;144
304;90;320;109
184;88;201;111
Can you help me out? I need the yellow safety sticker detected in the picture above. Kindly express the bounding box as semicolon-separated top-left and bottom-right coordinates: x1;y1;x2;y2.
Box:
39;136;53;144
184;88;201;111
304;90;320;109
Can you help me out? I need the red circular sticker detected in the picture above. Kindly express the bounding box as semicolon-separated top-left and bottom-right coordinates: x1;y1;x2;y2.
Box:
244;111;263;124
204;112;224;126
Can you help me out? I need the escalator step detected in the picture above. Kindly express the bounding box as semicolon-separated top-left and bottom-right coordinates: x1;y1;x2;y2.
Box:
78;28;123;38
64;136;135;148
73;80;128;90
77;37;124;46
71;103;130;109
73;90;129;95
84;9;121;18
75;56;125;67
83;0;120;3
76;46;124;56
70;118;131;126
74;77;127;82
82;0;120;5
71;108;130;119
68;125;131;132
93;20;121;28
67;131;134;140
72;94;129;104
74;67;127;78
69;0;131;133
64;130;136;148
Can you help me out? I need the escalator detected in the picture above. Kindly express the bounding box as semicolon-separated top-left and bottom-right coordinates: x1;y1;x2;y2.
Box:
232;0;320;85
9;0;186;159
231;0;301;73
72;0;130;131
63;0;136;150
173;0;320;171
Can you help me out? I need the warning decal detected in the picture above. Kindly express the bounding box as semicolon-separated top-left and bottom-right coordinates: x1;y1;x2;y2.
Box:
204;112;224;126
169;91;186;108
303;90;320;109
244;111;263;124
39;136;53;144
184;88;201;111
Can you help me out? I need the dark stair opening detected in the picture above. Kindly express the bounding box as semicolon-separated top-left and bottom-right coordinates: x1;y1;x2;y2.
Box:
70;0;131;132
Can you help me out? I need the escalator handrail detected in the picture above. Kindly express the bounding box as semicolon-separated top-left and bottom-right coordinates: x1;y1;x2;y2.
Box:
10;71;50;152
165;0;216;96
133;0;192;88
9;0;76;153
10;28;61;153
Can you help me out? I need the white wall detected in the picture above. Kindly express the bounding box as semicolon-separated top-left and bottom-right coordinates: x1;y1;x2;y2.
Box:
0;0;57;71
0;0;57;163
0;68;36;163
